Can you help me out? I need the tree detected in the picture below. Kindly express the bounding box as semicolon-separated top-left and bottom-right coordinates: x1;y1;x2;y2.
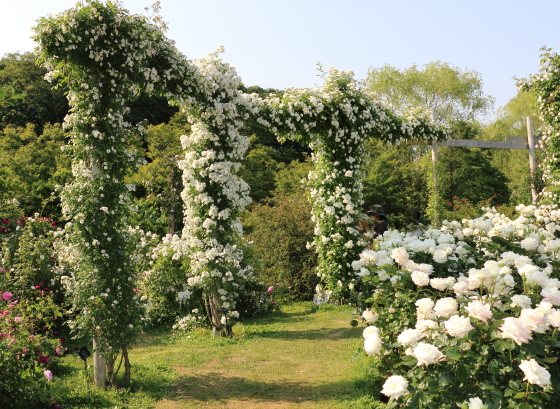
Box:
128;112;190;236
482;90;544;205
362;140;428;229
363;61;495;123
0;124;70;218
0;53;69;133
436;122;511;210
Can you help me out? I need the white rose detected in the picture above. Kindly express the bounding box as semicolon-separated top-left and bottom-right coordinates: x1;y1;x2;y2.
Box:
468;397;484;409
444;315;474;338
519;308;548;333
499;317;532;345
434;297;458;317
391;247;410;265
432;249;448;263
415;298;435;319
520;237;540;251
430;278;449;291
519;359;551;386
397;328;425;346
510;295;532;309
412;342;443;366
411;271;430;287
453;280;470;296
415;319;438;333
363;325;380;339
465;300;493;322
546;310;560;328
541;287;560;306
381;375;409;400
362;309;379;323
364;333;382;356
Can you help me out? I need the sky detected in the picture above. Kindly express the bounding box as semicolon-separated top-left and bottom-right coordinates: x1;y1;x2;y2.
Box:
2;0;560;121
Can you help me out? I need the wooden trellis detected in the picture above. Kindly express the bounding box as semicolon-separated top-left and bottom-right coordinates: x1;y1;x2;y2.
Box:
407;117;540;222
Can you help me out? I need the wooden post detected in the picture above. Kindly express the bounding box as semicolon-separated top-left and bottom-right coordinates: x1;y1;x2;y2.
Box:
91;162;106;387
526;116;538;204
93;337;106;388
430;111;439;226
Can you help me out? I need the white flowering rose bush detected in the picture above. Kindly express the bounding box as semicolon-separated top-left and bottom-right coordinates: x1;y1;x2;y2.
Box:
256;68;449;298
353;204;560;408
176;47;265;335
32;0;207;384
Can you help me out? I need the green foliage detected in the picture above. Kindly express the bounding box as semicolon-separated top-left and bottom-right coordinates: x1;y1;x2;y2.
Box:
242;192;318;300
364;61;494;123
0;52;69;134
128;113;190;236
482;90;545;205
363;140;428;230
238;139;280;203
0;124;70;219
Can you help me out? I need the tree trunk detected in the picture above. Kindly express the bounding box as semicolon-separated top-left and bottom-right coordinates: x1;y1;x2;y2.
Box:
122;347;131;386
203;289;231;337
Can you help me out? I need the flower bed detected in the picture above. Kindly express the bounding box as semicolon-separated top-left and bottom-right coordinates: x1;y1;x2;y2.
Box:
353;204;560;408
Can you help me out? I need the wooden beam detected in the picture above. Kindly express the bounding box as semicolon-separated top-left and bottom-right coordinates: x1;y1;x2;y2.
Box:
406;138;541;150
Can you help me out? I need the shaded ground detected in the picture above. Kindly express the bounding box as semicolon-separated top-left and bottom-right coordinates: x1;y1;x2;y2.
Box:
134;304;369;408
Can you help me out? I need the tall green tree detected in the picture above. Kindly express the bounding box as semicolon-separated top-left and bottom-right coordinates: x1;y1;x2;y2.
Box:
482;90;544;205
0;124;70;218
363;61;494;123
128;113;190;236
0;53;68;133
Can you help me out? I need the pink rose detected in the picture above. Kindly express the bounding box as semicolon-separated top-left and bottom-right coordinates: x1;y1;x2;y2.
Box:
38;355;50;364
2;292;13;301
43;369;53;381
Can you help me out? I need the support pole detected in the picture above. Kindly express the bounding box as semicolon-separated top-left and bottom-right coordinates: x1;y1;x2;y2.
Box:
430;111;439;226
93;337;106;388
91;162;106;387
526;116;537;204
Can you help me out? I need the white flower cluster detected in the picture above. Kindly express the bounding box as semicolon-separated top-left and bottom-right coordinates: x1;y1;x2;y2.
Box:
177;48;256;313
358;204;560;401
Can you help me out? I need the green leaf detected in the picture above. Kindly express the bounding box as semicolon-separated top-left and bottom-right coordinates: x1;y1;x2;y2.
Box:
491;319;504;329
504;389;514;397
518;403;532;409
541;357;557;363
439;373;453;387
457;364;469;384
528;393;542;403
401;355;418;366
445;347;462;360
513;392;526;399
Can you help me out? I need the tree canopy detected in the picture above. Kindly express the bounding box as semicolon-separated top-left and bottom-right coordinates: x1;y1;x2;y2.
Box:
363;61;495;123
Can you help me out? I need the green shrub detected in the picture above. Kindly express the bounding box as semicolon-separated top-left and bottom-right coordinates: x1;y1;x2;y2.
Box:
242;191;318;300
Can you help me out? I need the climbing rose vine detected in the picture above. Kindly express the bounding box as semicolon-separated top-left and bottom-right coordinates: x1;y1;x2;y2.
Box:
257;68;449;297
177;47;260;334
518;47;560;204
32;0;203;383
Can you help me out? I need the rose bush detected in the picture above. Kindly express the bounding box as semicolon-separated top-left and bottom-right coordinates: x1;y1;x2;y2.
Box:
0;199;65;407
353;204;560;408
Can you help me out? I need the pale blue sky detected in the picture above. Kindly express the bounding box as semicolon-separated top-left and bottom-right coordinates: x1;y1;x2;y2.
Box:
2;0;559;120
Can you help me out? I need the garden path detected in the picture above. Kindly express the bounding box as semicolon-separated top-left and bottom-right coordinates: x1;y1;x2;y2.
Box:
137;304;367;408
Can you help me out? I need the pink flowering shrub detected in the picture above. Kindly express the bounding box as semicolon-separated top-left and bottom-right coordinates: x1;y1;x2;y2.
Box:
0;199;65;406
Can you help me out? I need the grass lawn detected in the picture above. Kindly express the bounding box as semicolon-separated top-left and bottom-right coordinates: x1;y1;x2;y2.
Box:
50;303;385;408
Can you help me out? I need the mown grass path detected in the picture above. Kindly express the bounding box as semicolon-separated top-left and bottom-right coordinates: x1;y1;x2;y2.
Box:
131;303;376;408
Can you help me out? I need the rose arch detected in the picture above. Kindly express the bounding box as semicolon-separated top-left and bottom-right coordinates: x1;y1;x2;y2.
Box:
34;0;448;384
